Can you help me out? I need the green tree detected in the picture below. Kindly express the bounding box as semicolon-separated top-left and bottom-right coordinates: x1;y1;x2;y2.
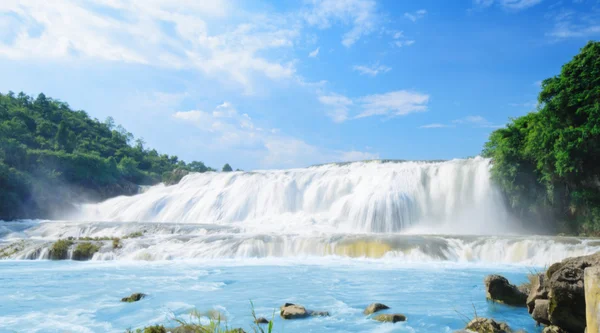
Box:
222;163;233;172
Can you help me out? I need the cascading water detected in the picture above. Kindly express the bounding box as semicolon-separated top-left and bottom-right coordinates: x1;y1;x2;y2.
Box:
2;157;599;265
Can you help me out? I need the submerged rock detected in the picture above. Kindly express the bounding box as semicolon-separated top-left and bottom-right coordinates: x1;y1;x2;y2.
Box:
465;318;511;333
254;317;269;324
373;313;406;323
279;303;329;319
484;275;527;307
364;303;390;315
121;292;146;303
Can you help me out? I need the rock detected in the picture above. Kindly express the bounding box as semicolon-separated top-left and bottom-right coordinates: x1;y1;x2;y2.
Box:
465;318;511;333
527;273;549;314
373;314;406;323
585;267;600;333
484;275;527;307
531;299;551;326
254;317;269;324
279;303;329;319
364;303;390;315
542;326;568;333
121;292;146;303
545;252;600;333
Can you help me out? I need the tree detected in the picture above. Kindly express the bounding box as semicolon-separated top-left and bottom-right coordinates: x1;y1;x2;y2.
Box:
222;163;233;172
55;121;69;150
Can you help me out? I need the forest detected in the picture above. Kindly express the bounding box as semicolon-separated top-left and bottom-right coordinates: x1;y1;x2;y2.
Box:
483;41;600;235
0;92;223;220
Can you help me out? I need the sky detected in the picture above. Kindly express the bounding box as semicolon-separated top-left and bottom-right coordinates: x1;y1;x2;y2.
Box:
0;0;599;170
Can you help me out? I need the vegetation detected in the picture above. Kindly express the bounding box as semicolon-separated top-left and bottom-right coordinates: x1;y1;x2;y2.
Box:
49;239;74;260
72;242;100;261
222;163;233;172
483;41;600;235
0;92;216;220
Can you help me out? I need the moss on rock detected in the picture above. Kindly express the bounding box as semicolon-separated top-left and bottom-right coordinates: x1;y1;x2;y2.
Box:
49;239;74;260
72;242;100;261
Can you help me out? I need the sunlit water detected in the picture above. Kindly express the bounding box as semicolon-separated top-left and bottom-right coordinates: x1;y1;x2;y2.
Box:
0;159;594;332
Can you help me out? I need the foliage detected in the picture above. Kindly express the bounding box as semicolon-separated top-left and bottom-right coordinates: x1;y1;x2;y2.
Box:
483;41;600;234
0;92;215;220
222;163;233;172
49;239;74;260
72;242;100;261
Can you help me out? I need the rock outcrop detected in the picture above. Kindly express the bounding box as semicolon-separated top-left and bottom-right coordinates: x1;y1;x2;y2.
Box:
279;303;329;319
373;314;406;323
254;317;269;324
364;303;390;315
121;292;146;303
586;266;600;333
465;317;511;333
484;275;527;307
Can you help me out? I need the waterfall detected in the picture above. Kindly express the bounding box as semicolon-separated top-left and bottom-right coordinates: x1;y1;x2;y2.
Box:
77;157;513;234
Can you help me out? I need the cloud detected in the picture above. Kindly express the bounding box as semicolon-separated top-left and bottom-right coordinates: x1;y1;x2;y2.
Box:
473;0;543;10
453;115;503;128
419;123;452;129
309;47;320;57
318;93;353;123
546;8;600;39
318;90;430;122
304;0;378;47
394;40;416;47
174;102;376;167
404;9;427;22
352;63;391;76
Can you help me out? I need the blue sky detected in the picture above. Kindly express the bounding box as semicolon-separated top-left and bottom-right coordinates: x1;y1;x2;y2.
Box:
0;0;599;170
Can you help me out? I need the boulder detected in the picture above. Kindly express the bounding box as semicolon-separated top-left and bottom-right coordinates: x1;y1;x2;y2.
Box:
542;326;568;333
531;299;551;326
465;318;511;333
373;314;406;323
484;275;527;307
585;267;600;333
121;292;146;303
279;303;329;319
254;317;269;324
364;303;390;315
545;252;600;333
527;273;549;314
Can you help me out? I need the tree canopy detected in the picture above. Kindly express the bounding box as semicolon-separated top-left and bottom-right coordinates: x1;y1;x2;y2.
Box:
483;41;600;234
0;92;214;220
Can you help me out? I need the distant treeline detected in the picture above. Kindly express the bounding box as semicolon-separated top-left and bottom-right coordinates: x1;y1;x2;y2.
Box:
483;41;600;235
0;92;234;220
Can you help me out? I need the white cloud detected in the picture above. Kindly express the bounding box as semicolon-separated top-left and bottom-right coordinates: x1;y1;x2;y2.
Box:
318;93;353;123
357;91;430;119
419;123;452;129
394;40;416;47
392;31;404;39
319;90;430;122
473;0;543;10
547;8;600;39
404;9;427;22
309;47;320;57
174;102;376;167
304;0;378;47
453;115;503;128
352;63;391;76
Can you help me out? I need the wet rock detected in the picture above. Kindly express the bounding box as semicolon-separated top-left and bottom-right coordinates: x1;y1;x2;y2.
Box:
279;303;329;319
254;317;269;324
542;326;568;333
465;318;511;333
527;273;549;314
121;292;146;303
545;252;600;333
531;299;551;326
484;275;527;307
364;303;390;315
373;313;406;323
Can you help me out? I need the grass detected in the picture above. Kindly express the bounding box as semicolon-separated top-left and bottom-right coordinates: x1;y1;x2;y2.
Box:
72;242;101;261
49;239;74;260
125;302;276;333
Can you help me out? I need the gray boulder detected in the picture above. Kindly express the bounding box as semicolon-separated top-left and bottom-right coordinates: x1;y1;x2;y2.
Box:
531;299;551;326
279;303;329;320
484;275;527;307
465;318;511;333
364;303;390;315
373;314;406;323
526;273;549;313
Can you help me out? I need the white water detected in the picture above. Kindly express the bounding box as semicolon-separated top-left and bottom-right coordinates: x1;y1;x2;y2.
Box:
78;158;513;234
